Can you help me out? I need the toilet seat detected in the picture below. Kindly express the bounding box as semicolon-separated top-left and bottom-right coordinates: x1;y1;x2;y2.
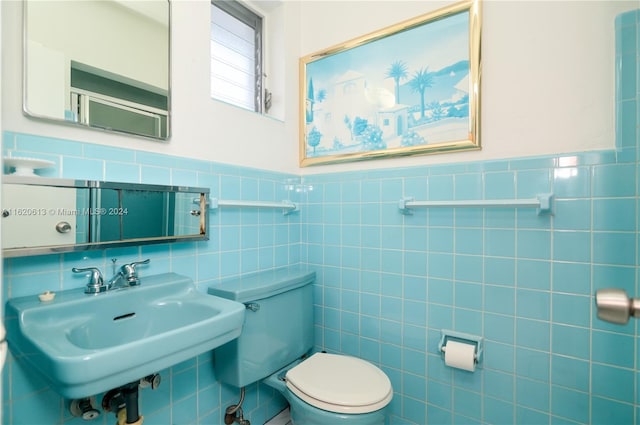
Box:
285;352;393;414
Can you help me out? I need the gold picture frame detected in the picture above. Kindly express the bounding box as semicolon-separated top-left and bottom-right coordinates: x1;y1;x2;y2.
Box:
299;0;482;167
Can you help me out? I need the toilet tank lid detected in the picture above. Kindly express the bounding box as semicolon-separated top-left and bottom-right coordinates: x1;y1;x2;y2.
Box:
207;266;315;303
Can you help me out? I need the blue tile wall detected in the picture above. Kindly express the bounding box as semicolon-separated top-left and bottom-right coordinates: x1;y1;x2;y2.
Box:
2;7;639;425
303;148;640;423
299;10;639;425
2;134;299;425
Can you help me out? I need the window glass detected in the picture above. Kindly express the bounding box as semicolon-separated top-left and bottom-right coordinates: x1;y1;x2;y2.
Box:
210;1;262;112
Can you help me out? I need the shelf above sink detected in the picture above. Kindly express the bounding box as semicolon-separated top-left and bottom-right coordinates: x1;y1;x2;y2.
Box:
5;273;245;399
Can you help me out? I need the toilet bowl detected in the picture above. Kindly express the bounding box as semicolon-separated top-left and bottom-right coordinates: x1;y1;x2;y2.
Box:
263;352;392;425
209;266;393;425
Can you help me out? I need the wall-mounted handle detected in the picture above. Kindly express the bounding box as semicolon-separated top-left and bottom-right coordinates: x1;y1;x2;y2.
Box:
56;221;72;233
595;288;640;325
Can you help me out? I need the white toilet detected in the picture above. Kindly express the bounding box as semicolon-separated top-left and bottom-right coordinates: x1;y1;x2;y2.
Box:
209;266;393;425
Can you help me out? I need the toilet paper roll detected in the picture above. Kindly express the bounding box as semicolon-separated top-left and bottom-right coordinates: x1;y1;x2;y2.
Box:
444;340;476;372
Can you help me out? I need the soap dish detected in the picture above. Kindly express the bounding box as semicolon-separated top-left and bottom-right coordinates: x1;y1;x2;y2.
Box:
4;157;55;176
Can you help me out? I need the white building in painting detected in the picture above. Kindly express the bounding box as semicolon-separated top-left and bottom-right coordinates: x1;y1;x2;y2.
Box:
377;104;409;141
310;70;386;150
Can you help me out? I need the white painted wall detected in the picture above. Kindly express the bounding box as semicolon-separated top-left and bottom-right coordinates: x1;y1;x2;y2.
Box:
25;41;66;118
1;1;637;176
296;0;637;174
26;1;169;90
1;0;296;173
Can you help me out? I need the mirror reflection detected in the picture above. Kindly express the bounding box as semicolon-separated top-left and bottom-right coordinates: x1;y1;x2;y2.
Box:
23;0;170;140
92;189;202;242
2;178;208;257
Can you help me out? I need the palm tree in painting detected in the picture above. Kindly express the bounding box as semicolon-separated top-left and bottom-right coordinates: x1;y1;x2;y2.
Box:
385;60;408;103
409;67;433;120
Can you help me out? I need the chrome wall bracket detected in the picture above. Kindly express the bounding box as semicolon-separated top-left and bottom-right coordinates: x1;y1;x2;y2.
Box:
595;288;640;325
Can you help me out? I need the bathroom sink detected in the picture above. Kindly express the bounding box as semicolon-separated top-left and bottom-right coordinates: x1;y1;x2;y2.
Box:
5;273;245;399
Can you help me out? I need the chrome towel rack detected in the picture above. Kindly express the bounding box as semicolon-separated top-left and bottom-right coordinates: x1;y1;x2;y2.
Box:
194;198;298;215
398;193;553;216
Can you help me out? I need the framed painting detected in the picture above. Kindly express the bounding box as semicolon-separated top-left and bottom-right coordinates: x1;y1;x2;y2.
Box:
299;0;481;166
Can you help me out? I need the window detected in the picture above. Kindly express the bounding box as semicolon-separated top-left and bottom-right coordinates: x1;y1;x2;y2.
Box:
210;0;263;112
70;62;169;139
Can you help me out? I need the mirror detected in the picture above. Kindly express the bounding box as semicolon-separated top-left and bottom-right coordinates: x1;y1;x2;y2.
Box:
1;176;208;257
23;0;170;140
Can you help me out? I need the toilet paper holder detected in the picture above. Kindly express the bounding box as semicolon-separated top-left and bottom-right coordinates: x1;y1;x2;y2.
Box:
438;330;484;366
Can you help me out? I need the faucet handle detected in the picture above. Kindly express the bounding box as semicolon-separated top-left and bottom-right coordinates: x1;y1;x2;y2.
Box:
120;259;150;284
72;267;106;294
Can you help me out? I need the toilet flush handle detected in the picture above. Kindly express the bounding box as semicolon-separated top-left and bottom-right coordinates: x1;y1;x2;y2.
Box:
244;303;260;312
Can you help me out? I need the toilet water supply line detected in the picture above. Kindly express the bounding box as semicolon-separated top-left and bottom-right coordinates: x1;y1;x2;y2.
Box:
225;387;250;425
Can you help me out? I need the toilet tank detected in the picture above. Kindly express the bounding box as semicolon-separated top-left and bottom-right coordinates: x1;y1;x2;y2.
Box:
209;266;315;388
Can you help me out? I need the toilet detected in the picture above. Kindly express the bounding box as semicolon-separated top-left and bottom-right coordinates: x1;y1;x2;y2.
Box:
209;266;393;425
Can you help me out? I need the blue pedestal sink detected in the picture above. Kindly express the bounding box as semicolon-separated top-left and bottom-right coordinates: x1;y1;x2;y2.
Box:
5;273;245;399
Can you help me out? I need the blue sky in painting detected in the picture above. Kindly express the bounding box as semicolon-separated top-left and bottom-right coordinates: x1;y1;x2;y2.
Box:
307;10;470;91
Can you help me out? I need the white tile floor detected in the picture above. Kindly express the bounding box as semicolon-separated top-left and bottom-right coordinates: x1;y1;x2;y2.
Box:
264;407;292;425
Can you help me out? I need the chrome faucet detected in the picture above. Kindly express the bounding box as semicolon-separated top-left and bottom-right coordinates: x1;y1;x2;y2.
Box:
73;259;150;294
107;259;150;289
